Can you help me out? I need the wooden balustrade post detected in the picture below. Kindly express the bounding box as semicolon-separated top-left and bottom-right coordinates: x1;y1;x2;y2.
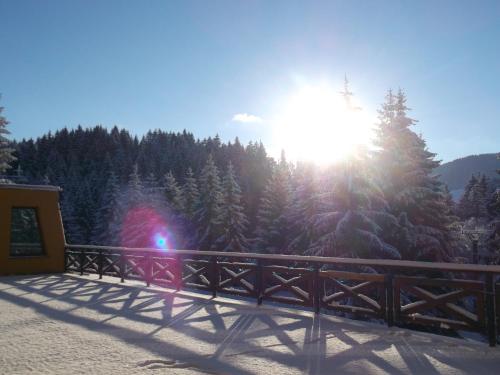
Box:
120;252;125;283
256;259;264;305
485;273;497;347
64;248;68;272
211;256;218;298
79;248;85;276
386;271;394;327
313;263;321;314
98;250;103;279
472;240;479;264
145;253;152;287
176;255;183;291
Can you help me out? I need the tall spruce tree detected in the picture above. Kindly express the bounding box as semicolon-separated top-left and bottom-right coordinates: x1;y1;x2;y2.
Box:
458;175;478;219
144;172;159;191
91;172;122;245
216;162;249;252
121;164;147;247
253;153;292;253
194;155;223;250
286;163;322;254
126;163;144;204
182;167;199;220
374;89;453;261
60;169;86;244
163;171;185;213
472;174;489;218
0;99;16;179
311;151;401;259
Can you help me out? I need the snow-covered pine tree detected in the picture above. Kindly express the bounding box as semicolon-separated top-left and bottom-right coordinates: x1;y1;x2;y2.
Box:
194;155;223;250
471;174;489;218
145;172;159;191
73;177;98;243
305;80;400;259
60;170;86;244
443;185;456;217
163;171;185;213
458;175;478;219
286;162;322;254
253;152;292;254
14;164;27;184
374;89;453;261
182;167;200;220
121;163;147;247
126;163;144;206
91;172;122;245
216;161;249;252
144;172;166;211
310;151;401;259
0;99;16;180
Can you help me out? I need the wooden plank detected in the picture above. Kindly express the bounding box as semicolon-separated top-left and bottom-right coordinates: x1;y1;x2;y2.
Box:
65;244;500;274
396;276;484;289
401;313;473;331
320;270;385;282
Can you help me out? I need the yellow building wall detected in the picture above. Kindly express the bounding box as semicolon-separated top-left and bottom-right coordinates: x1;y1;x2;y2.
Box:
0;185;66;275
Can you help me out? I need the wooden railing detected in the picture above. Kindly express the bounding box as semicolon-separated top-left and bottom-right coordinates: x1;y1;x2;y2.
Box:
65;244;500;346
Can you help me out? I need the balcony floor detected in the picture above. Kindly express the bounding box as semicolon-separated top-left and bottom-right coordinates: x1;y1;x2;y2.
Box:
0;274;499;375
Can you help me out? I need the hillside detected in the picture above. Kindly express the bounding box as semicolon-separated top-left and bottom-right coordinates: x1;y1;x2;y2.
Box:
435;153;499;193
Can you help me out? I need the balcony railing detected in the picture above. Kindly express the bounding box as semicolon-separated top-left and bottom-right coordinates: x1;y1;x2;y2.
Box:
65;244;500;346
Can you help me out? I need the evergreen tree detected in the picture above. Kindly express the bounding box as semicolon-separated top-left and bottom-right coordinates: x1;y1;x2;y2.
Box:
121;164;147;247
144;172;166;210
458;175;478;219
145;172;159;191
60;171;85;244
0;99;16;179
15;164;25;183
488;187;500;219
443;185;456;217
472;174;489;218
163;171;185;213
374;89;453;261
286;163;322;254
311;152;401;259
182;167;200;220
194;155;223;250
126;163;144;205
254;153;292;253
458;174;490;220
91;172;122;245
216;162;249;252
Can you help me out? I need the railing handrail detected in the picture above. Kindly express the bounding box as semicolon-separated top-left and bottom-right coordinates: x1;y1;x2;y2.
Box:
65;243;500;274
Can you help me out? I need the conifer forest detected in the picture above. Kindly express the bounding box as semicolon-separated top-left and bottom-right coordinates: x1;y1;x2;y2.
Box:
1;91;499;263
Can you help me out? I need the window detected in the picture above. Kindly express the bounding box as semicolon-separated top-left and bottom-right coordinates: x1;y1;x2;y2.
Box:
9;207;45;257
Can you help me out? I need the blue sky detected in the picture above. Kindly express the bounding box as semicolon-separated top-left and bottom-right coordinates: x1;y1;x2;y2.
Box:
0;0;499;162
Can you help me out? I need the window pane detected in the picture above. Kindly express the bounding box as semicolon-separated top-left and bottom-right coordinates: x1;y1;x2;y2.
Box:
10;208;45;257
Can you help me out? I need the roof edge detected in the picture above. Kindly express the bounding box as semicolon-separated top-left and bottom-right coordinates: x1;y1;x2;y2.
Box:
0;183;62;192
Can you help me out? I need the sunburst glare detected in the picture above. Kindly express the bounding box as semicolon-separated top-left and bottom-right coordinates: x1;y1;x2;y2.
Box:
272;83;374;164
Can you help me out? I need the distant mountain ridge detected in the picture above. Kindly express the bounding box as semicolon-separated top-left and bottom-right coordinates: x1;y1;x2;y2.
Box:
435;153;499;197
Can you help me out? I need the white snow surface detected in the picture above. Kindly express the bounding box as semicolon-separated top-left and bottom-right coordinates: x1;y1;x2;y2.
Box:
1;274;499;375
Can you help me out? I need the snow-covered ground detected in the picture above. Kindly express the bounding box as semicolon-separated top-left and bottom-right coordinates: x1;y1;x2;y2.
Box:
1;274;499;375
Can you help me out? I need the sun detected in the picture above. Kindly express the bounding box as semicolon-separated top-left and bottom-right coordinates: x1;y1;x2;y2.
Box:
272;83;374;164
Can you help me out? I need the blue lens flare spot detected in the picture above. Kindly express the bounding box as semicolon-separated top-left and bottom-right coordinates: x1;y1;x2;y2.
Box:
154;233;168;250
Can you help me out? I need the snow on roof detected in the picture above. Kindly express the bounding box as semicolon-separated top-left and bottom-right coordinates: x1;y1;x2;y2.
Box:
0;183;62;192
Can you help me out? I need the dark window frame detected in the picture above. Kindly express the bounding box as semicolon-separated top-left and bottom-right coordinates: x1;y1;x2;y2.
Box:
9;206;46;258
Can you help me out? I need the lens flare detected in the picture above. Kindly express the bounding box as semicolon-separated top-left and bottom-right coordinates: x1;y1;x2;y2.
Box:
153;232;169;250
120;206;174;250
